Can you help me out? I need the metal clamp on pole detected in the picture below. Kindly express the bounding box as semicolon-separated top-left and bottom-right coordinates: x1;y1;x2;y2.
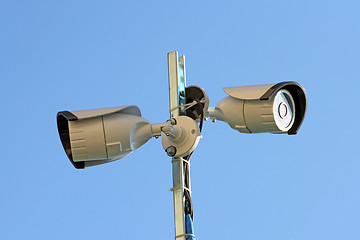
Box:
169;186;192;194
175;233;196;239
171;158;190;165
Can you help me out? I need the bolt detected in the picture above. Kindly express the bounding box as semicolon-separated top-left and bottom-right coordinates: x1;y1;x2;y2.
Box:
166;118;177;125
166;146;177;157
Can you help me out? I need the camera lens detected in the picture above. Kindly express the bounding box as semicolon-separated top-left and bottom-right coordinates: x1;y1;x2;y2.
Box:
273;89;295;131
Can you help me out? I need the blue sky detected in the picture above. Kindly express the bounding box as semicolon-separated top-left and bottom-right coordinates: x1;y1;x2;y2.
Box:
1;1;359;239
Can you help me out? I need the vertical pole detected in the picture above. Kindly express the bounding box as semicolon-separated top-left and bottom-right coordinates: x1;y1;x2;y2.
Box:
168;51;186;240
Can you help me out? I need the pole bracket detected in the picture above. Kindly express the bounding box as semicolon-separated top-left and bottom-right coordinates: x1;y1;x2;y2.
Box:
171;158;190;165
170;186;192;194
175;233;195;239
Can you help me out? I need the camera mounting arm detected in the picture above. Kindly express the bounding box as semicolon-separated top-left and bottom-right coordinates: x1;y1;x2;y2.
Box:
130;116;201;158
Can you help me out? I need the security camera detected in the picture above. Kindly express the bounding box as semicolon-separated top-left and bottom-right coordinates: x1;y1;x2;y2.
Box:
207;81;307;134
57;105;201;169
57;105;150;169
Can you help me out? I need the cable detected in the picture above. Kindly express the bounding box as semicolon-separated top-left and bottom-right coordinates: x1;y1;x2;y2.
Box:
183;99;204;222
181;99;204;240
195;99;204;132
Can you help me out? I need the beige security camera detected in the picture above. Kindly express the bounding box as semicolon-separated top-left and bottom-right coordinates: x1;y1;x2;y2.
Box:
57;106;201;169
207;81;307;134
57;105;150;169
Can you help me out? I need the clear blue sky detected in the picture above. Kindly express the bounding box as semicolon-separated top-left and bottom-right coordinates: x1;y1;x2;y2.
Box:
1;1;359;239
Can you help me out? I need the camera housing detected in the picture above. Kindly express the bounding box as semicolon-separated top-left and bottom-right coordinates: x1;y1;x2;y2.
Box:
57;105;149;169
207;81;307;134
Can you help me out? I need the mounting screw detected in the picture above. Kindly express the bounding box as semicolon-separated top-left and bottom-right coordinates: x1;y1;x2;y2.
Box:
166;118;177;125
165;146;177;157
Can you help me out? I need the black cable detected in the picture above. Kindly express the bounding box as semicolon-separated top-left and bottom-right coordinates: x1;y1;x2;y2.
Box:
184;153;193;219
183;99;204;221
196;99;204;132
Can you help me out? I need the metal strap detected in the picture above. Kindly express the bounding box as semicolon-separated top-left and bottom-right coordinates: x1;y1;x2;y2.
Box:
171;158;190;165
169;102;195;113
175;233;195;239
169;99;207;114
170;186;191;193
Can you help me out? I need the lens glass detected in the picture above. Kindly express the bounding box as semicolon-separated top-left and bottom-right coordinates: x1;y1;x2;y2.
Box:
273;89;295;131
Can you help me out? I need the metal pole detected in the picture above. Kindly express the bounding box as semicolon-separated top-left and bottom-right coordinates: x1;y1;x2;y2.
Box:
168;51;187;240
